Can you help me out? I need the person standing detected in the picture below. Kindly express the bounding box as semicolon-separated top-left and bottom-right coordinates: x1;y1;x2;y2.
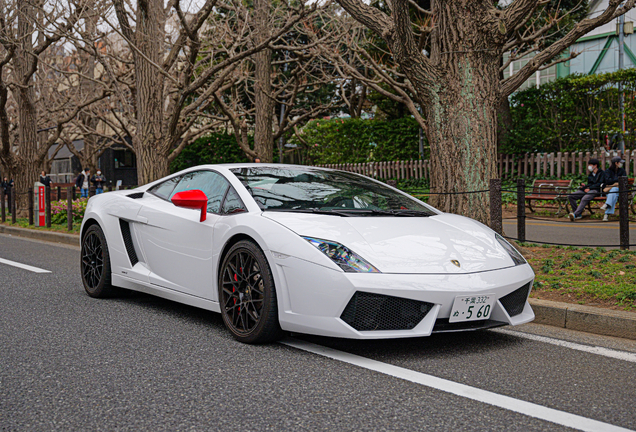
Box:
568;158;606;221
1;177;14;212
91;170;106;194
600;156;627;221
39;171;52;187
75;169;90;198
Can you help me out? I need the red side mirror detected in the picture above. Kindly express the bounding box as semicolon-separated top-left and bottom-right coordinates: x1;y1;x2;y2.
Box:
171;189;208;222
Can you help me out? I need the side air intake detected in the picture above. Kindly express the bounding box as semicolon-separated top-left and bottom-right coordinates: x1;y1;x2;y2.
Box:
127;192;144;199
119;219;139;266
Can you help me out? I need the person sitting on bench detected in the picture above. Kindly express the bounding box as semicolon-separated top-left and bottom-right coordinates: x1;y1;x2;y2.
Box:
600;156;626;222
568;158;605;221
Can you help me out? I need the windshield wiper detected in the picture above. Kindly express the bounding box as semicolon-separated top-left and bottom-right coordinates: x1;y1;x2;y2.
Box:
329;209;431;217
264;208;350;217
386;209;432;217
264;208;431;217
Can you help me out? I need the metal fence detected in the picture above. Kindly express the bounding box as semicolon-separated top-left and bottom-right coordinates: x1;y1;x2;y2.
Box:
318;150;636;180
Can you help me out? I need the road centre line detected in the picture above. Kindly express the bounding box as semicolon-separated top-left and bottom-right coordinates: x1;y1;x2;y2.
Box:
281;338;633;432
491;328;636;363
0;258;51;274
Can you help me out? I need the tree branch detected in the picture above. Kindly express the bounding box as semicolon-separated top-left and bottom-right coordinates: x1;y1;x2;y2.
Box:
501;0;636;96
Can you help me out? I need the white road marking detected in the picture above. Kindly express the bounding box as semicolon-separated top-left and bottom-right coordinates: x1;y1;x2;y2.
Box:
0;258;51;274
281;338;634;432
492;328;636;364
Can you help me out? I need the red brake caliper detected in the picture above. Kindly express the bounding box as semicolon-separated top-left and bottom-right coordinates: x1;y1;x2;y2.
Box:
234;273;239;311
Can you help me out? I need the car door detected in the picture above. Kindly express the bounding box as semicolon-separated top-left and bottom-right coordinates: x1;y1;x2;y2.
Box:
136;170;230;299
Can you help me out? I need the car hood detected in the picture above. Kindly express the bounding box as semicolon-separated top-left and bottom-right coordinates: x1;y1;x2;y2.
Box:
263;212;516;274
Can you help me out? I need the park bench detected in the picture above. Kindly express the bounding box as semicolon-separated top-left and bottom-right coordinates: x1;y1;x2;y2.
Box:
525;179;572;216
579;177;636;215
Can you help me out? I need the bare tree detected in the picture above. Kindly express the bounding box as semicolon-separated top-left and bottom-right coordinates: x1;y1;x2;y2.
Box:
334;0;635;223
0;0;103;215
108;0;311;184
54;11;133;175
319;12;426;128
213;2;341;162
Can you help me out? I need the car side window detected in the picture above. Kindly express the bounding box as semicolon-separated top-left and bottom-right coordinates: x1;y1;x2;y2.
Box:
170;170;230;214
149;176;180;200
221;187;247;215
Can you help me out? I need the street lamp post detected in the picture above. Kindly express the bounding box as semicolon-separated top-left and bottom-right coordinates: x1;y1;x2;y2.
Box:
619;14;626;152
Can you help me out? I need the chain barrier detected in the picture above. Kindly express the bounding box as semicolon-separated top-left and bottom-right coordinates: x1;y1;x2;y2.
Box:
413;189;491;195
504;235;636;248
500;188;636;195
502;215;635;224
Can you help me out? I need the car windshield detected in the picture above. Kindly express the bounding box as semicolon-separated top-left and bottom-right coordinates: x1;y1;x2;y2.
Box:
230;167;435;216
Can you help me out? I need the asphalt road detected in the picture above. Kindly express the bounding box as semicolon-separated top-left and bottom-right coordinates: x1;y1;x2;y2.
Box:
503;218;636;248
1;233;636;431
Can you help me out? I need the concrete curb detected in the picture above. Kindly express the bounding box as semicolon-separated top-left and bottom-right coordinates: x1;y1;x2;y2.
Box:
529;298;636;340
2;225;635;340
0;224;79;246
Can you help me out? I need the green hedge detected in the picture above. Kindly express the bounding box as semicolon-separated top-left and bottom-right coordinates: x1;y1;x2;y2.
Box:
504;69;636;154
170;133;249;173
292;117;427;164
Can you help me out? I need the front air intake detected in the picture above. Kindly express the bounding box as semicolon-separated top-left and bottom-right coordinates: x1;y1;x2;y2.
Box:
499;282;532;317
119;219;139;266
340;292;433;331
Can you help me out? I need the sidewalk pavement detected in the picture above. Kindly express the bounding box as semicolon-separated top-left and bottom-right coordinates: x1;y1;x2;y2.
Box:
2;224;635;340
0;224;79;246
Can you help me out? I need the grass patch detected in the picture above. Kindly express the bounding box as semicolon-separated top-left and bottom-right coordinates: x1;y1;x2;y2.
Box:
0;218;80;234
520;243;636;311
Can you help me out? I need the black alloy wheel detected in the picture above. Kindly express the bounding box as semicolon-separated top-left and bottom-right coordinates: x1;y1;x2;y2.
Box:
81;224;115;298
219;240;282;344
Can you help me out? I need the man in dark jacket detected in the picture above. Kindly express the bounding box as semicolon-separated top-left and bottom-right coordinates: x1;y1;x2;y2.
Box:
568;158;606;221
2;177;14;213
91;170;106;194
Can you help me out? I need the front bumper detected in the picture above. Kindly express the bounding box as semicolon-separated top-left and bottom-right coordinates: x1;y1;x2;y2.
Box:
271;255;535;339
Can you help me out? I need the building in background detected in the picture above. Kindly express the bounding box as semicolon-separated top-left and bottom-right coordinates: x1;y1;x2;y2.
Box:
49;140;137;187
504;0;636;90
568;0;636;75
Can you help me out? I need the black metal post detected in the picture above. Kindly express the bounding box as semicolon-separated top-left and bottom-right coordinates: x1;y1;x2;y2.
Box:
10;185;16;224
72;187;76;200
45;185;51;228
517;178;526;243
490;179;502;234
1;187;5;222
28;187;34;225
56;186;61;201
67;187;73;232
619;176;630;250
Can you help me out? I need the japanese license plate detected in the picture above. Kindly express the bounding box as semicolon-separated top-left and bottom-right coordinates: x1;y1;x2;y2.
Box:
449;294;495;323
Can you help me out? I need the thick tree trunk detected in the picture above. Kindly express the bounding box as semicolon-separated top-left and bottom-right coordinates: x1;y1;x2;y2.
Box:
253;0;273;162
133;0;167;184
11;0;40;217
136;143;169;185
424;77;498;224
401;1;500;223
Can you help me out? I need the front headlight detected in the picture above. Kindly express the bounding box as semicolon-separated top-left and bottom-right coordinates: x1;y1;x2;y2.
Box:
496;234;526;266
302;236;380;273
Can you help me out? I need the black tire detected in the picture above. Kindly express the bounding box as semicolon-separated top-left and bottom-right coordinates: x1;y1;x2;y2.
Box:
218;240;283;344
81;224;116;298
